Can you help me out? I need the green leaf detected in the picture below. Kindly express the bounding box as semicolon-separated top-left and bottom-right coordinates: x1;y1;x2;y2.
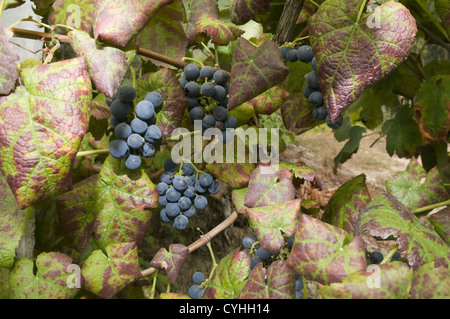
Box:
229;0;270;25
69;30;136;100
81;242;141;299
280;93;317;133
322;174;371;233
150;244;189;284
0;57;92;209
56;155;158;249
49;0;94;33
308;0;417;121
0;172;33;268
3;0;25;10
385;105;422;158
283;59;312;94
334;126;366;165
319;262;413;299
429;208;450;245
245;86;289;115
413;75;450;145
228;37;289;110
0;23;19;95
279;161;323;189
410;261;450;299
355;193;450;270
246;199;302;251
206;161;255;188
93;0;172;47
435;0;450;35
231;187;248;213
9;252;79;299
286;214;367;285
194;14;244;46
385;158;448;211
160;292;190;299
228;100;255;126
203;248;250;299
237;260;295;299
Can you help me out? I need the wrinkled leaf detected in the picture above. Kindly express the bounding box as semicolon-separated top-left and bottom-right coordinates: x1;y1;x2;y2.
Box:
355;193;450;270
206;162;255;188
322;174;371;233
246;199;302;252
82;242;141;299
280;93;316;133
0;57;91;209
203;248;250;299
429;208;450;245
9;252;79;299
194;14;244;46
286;214;367;285
0;23;19;96
229;0;270;25
150;244;189;284
279;161;323;189
385;158;448;211
308;0;417;121
410;261;450;299
238;260;295;299
244;86;289;115
49;0;94;33
319;262;413;299
228;38;289;110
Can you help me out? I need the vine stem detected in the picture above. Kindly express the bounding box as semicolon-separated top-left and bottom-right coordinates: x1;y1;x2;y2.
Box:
411;199;450;214
75;149;109;158
0;0;6;20
356;0;370;24
140;211;238;278
380;244;398;265
206;242;218;283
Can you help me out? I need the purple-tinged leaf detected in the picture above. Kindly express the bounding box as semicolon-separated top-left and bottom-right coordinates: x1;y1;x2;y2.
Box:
0;23;19;95
9;252;79;299
322;174;371;233
150;244;189;284
245;86;289;115
428;208;450;245
90;97;111;120
228;38;289;110
229;0;270;25
319;262;413;299
287;214;366;285
203;248;251;299
410;261;450;299
279;161;323;189
280;93;316;133
93;0;173;47
244;164;296;208
82;242;141;299
385;158;448;211
0;57;91;209
238;260;295;299
246;199;302;252
355;193;450;270
69;30;136;100
308;0;417;121
206;162;255;188
49;0;94;33
160;292;190;299
194;14;244;46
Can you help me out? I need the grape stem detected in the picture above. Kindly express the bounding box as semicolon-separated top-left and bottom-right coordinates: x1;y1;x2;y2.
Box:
380;244;399;265
0;0;6;20
75;149;109;158
206;242;218;283
410;199;450;214
356;0;370;24
182;57;204;68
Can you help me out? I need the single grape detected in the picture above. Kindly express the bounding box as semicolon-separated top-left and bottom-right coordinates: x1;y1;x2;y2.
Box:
173;175;188;192
160;171;174;185
194;195;208;210
208;181;220;194
184;63;200;81
127;133;144;150
135;100;155;121
295;277;303;291
296;291;303;299
213;70;229;86
285;48;298;62
214;85;227;101
130;118;148;135
313;106;327;121
188;285;203;299
190;106;205;121
370;251;384;264
158;195;168;206
156;182;169;195
145;91;163;108
173;214;189;230
202;114;216;131
280;46;288;60
179;77;188;89
164;158;178;172
178;196;192;211
166;187;182;202
306;71;320;90
192;272;205;284
219;97;229;107
159;208;171;223
201;82;216;98
326;114;344;129
212;106;228;122
110;99;131;119
311;56;317;71
181;163;195;176
117;84;136;103
145;125;162;143
255;247;272;260
195;179;207;194
141;142;156;158
287;236;295;249
296;45;314;63
187;174;196;186
184;81;200;97
390;251;401;262
242;235;257;249
183;206;196;218
110;115;124;127
250;256;263;269
200;65;215;80
183;186;196;199
125;154;141;170
109;139;130;159
166;202;181;218
225;115;237;129
199;173;213;188
308;91;324;107
303;86;316;99
114;122;132;139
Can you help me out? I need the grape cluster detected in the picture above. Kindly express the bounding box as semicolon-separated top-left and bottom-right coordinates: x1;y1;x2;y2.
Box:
157;159;220;230
242;235;281;274
366;250;401;264
188;271;205;299
179;63;237;143
280;44;343;129
107;85;163;170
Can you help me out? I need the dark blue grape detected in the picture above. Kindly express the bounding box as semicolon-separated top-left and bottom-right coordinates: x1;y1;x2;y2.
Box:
190;106;205;121
157;182;169;195
166;202;181;218
313;106;327;121
303;86;316;99
110;115;125;127
117;84;136;103
306;71;320;90
295;291;303;299
202;114;216;131
159;208;171;223
184;63;200;81
187;174;196;186
287;236;295;249
297;45;314;62
164;158;178;172
184;81;200;97
110;99;131;119
109;139;130;159
326;114;344;129
192;272;205;284
125;154;141;170
166;187;181;202
135;100;155;121
158;195;168;206
183;186;196;199
311;56;317;71
194;195;208;210
187;97;199;109
214;85;227;101
255;247;272;260
114;122;132;139
370;251;384;264
242;235;257;249
178;196;191;211
208;181;220;194
181;163;195;176
280;46;288;59
212;106;227;122
130;118;148;135
142;142;156;158
145;125;162;143
225;115;237;129
391;252;401;262
183;206;196;217
308;91;324;107
173;175;188;192
200;66;215;80
201;82;216;97
295;277;303;291
286;48;298;62
127;133;144;150
213;70;229;86
179;77;188;89
160;171;174;185
188;285;203;299
145;91;163;108
199;173;213;188
250;256;263;269
173;214;189;230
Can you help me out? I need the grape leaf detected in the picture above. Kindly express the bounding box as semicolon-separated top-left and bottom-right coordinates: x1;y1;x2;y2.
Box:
429;208;450;245
9;252;79;299
231;187;248;214
138;68;188;141
3;0;25;10
246;198;302;252
279;161;323;189
319;262;413;299
410;261;450;299
194;14;244;46
385;158;448;211
322;174;371;233
81;242;141;299
150;244;189;284
69;30;136;101
243;86;289;115
280;93;316;133
0;23;19;96
203;248;250;299
413;75;450;145
229;0;270;25
49;0;94;33
334;126;367;165
355;193;450;270
0;57;91;209
435;0;450;35
206;162;255;188
244;164;296;208
308;0;417;121
237;260;295;299
228;101;255;126
93;0;173;47
228;37;289;110
160;292;190;299
56;155;158;249
286;214;367;285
